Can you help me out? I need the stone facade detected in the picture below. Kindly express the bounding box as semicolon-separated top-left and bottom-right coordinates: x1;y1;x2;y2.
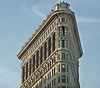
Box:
17;2;83;88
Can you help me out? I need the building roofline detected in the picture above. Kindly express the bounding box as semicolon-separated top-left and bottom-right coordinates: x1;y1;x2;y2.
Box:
17;9;83;59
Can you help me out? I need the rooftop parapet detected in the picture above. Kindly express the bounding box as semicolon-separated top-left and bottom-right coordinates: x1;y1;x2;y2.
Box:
54;2;70;11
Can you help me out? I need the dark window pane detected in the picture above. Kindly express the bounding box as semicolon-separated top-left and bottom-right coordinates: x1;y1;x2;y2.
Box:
40;47;43;65
53;33;55;51
26;63;28;79
62;64;66;72
36;51;39;68
29;59;31;75
22;66;25;83
62;18;65;22
62;75;66;83
62;26;65;36
44;42;47;60
33;55;35;72
48;37;51;56
62;40;65;48
62;53;65;60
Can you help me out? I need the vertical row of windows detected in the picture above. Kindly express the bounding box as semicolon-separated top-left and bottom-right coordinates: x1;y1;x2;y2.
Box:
59;26;66;48
22;32;56;83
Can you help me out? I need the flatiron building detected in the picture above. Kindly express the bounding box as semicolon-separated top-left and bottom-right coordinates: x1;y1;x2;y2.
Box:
17;2;83;88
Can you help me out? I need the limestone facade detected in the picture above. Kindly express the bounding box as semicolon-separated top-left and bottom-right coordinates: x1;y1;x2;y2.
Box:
17;2;83;88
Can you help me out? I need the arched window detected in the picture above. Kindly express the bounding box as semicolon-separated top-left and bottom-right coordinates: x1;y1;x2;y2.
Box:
62;64;66;72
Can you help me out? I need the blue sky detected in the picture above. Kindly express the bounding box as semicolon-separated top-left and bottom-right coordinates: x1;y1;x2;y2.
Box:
0;0;100;88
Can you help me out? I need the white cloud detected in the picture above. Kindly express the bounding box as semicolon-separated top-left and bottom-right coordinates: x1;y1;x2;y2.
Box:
22;4;46;19
22;3;35;17
77;17;100;23
0;64;20;88
32;5;46;19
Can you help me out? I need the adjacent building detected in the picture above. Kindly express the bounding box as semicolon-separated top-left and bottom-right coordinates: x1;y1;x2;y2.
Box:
17;2;83;88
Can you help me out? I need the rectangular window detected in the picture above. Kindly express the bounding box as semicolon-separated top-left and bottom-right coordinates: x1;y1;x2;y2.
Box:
48;37;51;56
62;64;66;72
58;76;60;83
33;55;35;72
52;69;53;76
29;59;31;76
67;65;68;72
53;33;55;52
54;79;56;85
62;53;65;60
44;42;47;60
36;51;39;68
62;40;65;48
62;87;66;88
62;75;66;83
40;47;43;65
62;26;65;36
26;63;28;79
67;76;68;83
62;18;65;22
22;66;25;83
54;68;55;75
